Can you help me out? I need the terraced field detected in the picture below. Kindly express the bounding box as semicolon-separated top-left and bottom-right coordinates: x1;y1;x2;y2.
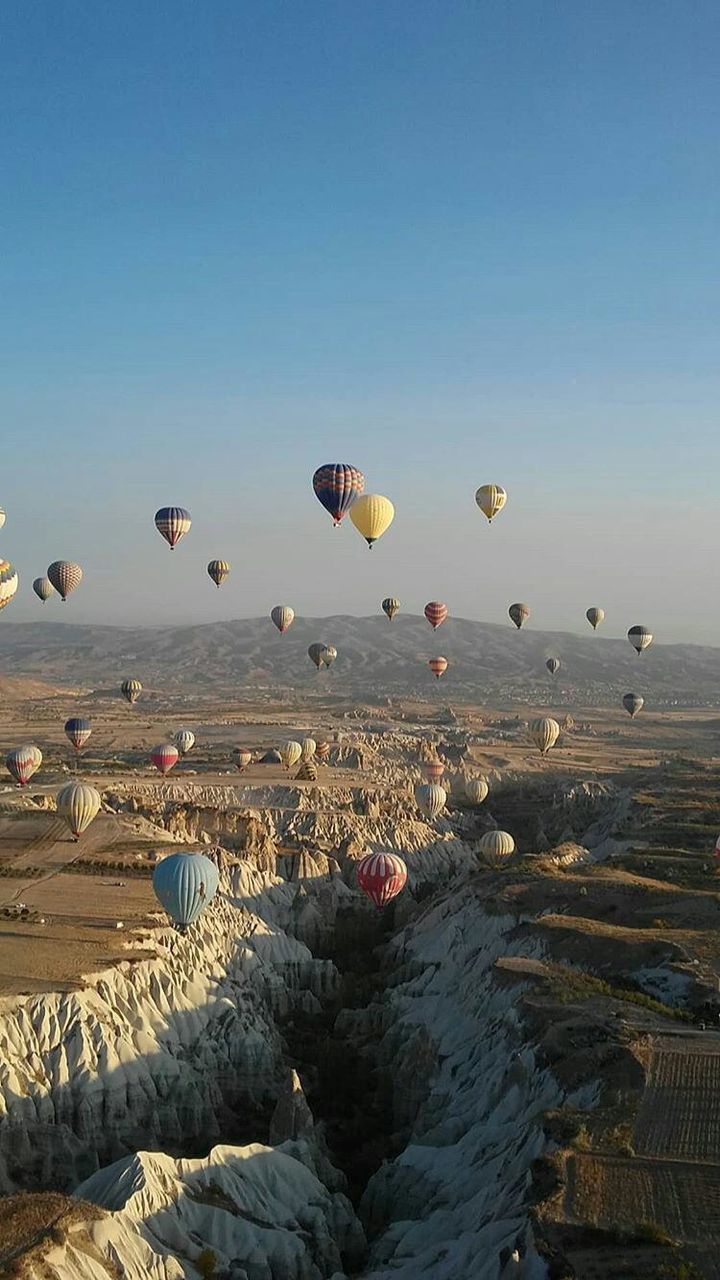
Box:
567;1151;720;1245
635;1036;720;1161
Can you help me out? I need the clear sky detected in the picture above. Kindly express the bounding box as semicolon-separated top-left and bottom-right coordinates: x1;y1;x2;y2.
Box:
1;1;718;640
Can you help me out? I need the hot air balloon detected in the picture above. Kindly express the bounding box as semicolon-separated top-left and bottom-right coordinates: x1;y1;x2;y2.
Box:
322;645;337;668
478;830;515;867
64;718;91;751
5;745;41;786
424;601;448;630
280;741;302;770
152;851;220;932
475;484;507;522
174;729;196;755
0;507;5;530
628;626;653;655
382;597;400;621
350;495;394;548
415;782;447;819
150;744;179;775
235;749;252;772
315;740;331;761
428;656;448;680
529;717;560;756
207;560;230;588
546;658;560;676
121;679;142;705
356;852;407;908
714;833;720;861
465;777;489;806
33;576;54;602
308;644;325;670
622;693;644;719
0;560;18;612
301;737;317;761
312;464;365;525
421;760;445;783
295;759;319;782
57;782;101;840
271;605;295;634
154;507;191;549
47;561;82;601
509;603;530;630
586;607;605;631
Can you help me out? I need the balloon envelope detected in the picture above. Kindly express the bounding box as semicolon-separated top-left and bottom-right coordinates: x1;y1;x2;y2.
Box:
424;601;448;630
121;679;142;705
382;597;400;621
33;576;54;602
421;760;445;783
154;507;191;549
271;605;295;634
428;656;448;680
628;626;653;654
509;603;530;629
0;560;18;612
47;561;82;601
64;717;91;750
478;830;515;867
529;717;560;756
174;729;196;755
57;782;101;838
281;740;302;769
150;744;179;775
546;658;560;676
152;852;220;930
586;607;605;631
356;852;407;908
622;693;644;718
312;464;364;524
235;749;252;771
415;782;446;818
475;484;507;522
207;560;230;588
6;745;41;786
349;494;395;548
465;777;489;805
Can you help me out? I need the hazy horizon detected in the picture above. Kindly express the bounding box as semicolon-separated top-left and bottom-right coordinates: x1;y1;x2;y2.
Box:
2;2;719;642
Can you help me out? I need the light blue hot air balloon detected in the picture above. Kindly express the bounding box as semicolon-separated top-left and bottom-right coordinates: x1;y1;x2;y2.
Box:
152;852;220;932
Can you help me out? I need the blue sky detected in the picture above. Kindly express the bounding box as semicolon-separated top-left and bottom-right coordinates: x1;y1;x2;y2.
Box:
1;1;718;639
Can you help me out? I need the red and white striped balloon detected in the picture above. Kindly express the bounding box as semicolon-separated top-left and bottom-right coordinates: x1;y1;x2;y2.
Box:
5;745;42;786
424;601;448;629
356;852;408;908
150;744;179;776
428;656;448;680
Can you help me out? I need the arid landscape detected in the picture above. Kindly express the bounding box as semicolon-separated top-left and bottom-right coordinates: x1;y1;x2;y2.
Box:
1;631;720;1277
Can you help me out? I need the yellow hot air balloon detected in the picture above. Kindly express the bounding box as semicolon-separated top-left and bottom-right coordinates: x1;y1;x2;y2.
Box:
349;495;395;548
57;782;102;840
529;717;560;756
478;830;515;867
465;777;489;806
475;484;507;522
301;737;317;761
280;740;302;770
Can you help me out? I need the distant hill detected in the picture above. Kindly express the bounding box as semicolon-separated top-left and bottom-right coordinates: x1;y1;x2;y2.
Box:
0;616;719;707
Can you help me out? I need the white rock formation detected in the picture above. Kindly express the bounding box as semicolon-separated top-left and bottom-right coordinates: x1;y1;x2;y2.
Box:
22;1140;364;1279
355;890;594;1279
